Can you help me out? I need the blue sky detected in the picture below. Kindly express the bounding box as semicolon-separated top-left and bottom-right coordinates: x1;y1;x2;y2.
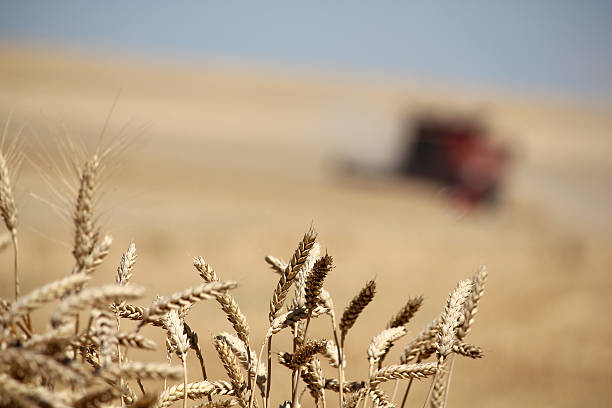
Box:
1;1;611;102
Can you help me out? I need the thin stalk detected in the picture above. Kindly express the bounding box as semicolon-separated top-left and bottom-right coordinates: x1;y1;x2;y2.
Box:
265;338;273;408
399;353;421;408
330;314;344;408
391;379;400;403
442;355;456;407
11;234;19;300
137;379;146;395
116;315;124;408
254;339;268;408
182;354;188;408
246;347;254;408
291;316;312;408
422;363;442;408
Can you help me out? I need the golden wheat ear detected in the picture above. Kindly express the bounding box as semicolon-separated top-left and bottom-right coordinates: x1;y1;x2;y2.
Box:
339;279;376;344
0;120;21;302
268;228;317;322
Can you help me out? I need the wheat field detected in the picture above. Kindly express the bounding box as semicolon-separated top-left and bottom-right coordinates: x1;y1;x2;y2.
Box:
1;48;612;407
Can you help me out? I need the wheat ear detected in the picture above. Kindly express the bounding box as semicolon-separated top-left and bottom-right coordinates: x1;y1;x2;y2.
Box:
305;254;333;311
72;154;100;275
164;309;190;408
195;256;252;401
386;296;423;329
215;336;248;407
0;373;70;408
269;228;317;322
370;362;438;386
423;279;472;408
141;280;237;324
51;285;144;328
367;326;407;366
264;228;316;408
339;280;376;344
456;266;488;340
1;272;90;328
157;380;235;408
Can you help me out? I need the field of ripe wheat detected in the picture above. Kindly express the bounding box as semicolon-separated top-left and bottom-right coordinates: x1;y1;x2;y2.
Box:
1;48;611;407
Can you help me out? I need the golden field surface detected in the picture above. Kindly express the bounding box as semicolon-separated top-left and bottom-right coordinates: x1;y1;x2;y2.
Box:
1;48;612;406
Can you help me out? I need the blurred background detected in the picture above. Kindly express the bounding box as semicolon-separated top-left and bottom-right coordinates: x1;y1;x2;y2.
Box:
1;1;612;406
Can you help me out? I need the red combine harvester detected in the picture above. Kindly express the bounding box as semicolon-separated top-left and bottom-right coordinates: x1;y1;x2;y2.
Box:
399;114;510;207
